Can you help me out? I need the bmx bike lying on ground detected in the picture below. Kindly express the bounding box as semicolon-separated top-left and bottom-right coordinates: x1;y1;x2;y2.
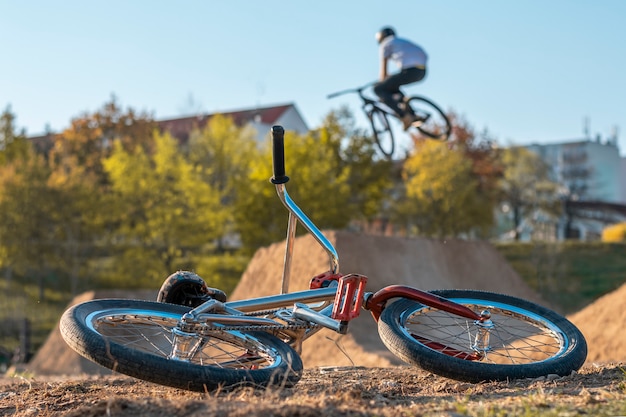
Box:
60;126;586;392
327;83;452;158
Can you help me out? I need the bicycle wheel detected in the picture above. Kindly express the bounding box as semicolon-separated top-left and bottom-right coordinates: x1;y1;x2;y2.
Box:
405;96;451;141
378;290;587;382
60;299;303;392
365;103;395;158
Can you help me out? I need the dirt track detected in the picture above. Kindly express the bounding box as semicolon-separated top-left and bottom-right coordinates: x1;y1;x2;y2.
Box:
2;364;625;416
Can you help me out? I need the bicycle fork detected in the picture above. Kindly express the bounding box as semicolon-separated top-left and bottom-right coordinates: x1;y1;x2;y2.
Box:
365;285;495;360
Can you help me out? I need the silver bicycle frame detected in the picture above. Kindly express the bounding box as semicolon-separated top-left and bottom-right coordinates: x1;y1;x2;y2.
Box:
274;183;339;294
180;162;344;340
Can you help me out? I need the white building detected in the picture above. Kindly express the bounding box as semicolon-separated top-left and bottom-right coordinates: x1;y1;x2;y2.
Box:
524;137;626;240
526;137;625;204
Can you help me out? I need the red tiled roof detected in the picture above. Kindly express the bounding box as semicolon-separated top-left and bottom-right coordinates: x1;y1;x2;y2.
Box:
27;103;296;149
220;103;292;125
158;103;294;144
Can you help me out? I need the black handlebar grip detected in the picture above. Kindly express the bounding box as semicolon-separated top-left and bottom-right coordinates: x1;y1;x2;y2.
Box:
270;125;289;184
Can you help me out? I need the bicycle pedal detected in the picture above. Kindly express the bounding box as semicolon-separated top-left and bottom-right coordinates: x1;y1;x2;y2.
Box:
331;274;368;321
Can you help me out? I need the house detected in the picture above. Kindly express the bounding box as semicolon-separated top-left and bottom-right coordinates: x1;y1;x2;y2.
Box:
157;103;309;145
27;102;310;153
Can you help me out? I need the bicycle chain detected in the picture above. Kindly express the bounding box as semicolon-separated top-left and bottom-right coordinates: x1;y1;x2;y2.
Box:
180;308;320;333
193;322;319;333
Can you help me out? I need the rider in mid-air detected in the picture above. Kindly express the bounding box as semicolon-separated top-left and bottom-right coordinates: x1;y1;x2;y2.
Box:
373;26;428;130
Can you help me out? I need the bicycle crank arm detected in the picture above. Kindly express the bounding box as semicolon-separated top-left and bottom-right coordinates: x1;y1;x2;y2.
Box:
292;303;347;334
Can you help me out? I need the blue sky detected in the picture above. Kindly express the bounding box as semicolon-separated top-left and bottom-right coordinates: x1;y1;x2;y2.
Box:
2;1;625;155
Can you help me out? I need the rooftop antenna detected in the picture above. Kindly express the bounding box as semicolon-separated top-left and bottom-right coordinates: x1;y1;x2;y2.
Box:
583;117;590;139
610;125;619;146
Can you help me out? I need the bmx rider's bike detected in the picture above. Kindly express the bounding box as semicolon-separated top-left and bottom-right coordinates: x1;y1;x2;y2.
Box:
328;83;452;158
60;126;586;392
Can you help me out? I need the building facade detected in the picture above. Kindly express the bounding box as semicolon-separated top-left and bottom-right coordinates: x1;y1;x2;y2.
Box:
526;138;624;204
524;137;626;240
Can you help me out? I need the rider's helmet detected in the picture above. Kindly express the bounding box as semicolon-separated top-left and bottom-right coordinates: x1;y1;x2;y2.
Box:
376;26;396;44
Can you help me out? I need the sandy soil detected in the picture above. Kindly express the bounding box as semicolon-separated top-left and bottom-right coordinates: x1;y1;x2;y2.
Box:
1;365;625;416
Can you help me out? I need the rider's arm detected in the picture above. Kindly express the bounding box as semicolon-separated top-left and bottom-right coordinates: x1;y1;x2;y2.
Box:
379;56;388;81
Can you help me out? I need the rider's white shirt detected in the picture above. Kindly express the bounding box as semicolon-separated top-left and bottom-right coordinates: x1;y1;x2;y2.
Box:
380;36;428;69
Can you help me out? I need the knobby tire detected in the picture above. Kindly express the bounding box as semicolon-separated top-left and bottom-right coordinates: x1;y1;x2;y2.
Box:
366;104;395;158
60;299;303;392
406;96;451;141
377;290;587;382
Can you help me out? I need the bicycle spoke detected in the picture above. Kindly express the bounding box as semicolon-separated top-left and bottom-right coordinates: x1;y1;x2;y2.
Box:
94;314;276;369
404;305;564;364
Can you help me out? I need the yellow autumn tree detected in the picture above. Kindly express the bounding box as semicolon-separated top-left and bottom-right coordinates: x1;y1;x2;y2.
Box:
234;127;352;252
396;139;492;238
102;131;226;287
50;97;157;184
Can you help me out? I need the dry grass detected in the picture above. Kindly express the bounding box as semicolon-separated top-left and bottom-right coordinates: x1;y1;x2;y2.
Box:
1;364;625;417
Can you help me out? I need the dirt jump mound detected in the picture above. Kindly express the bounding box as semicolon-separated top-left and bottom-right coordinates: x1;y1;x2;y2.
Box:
568;282;626;364
21;289;156;376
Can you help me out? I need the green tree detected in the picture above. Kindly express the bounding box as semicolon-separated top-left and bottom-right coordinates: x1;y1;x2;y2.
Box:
234;127;354;252
321;108;394;224
187;114;258;251
396;139;490;238
0;105;30;165
234;108;393;252
0;153;56;298
0;105;105;297
102;131;225;287
234;132;344;251
499;146;560;240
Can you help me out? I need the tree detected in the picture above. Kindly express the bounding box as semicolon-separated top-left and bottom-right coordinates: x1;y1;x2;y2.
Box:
0;105;30;165
102;131;225;287
499;146;561;240
321;108;394;224
0;152;56;299
446;112;503;207
233;108;393;253
233;127;352;252
186;115;258;251
0;105;107;297
50;97;157;184
396;139;490;238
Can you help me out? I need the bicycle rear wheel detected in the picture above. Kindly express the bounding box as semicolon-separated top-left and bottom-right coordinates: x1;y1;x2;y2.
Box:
60;299;303;392
365;103;395;158
406;96;451;141
378;290;587;382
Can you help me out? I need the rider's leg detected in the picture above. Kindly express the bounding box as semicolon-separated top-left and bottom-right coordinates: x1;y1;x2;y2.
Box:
374;67;427;129
373;77;405;117
374;81;415;130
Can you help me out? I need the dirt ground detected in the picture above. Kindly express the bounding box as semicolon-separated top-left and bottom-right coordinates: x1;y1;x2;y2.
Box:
2;231;625;416
1;364;625;416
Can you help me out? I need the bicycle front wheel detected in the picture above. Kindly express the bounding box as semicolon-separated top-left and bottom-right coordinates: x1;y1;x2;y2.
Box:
378;290;587;382
365;103;395;158
406;96;451;141
60;299;303;392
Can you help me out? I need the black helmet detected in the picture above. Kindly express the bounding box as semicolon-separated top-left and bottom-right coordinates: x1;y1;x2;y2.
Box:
376;27;395;44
